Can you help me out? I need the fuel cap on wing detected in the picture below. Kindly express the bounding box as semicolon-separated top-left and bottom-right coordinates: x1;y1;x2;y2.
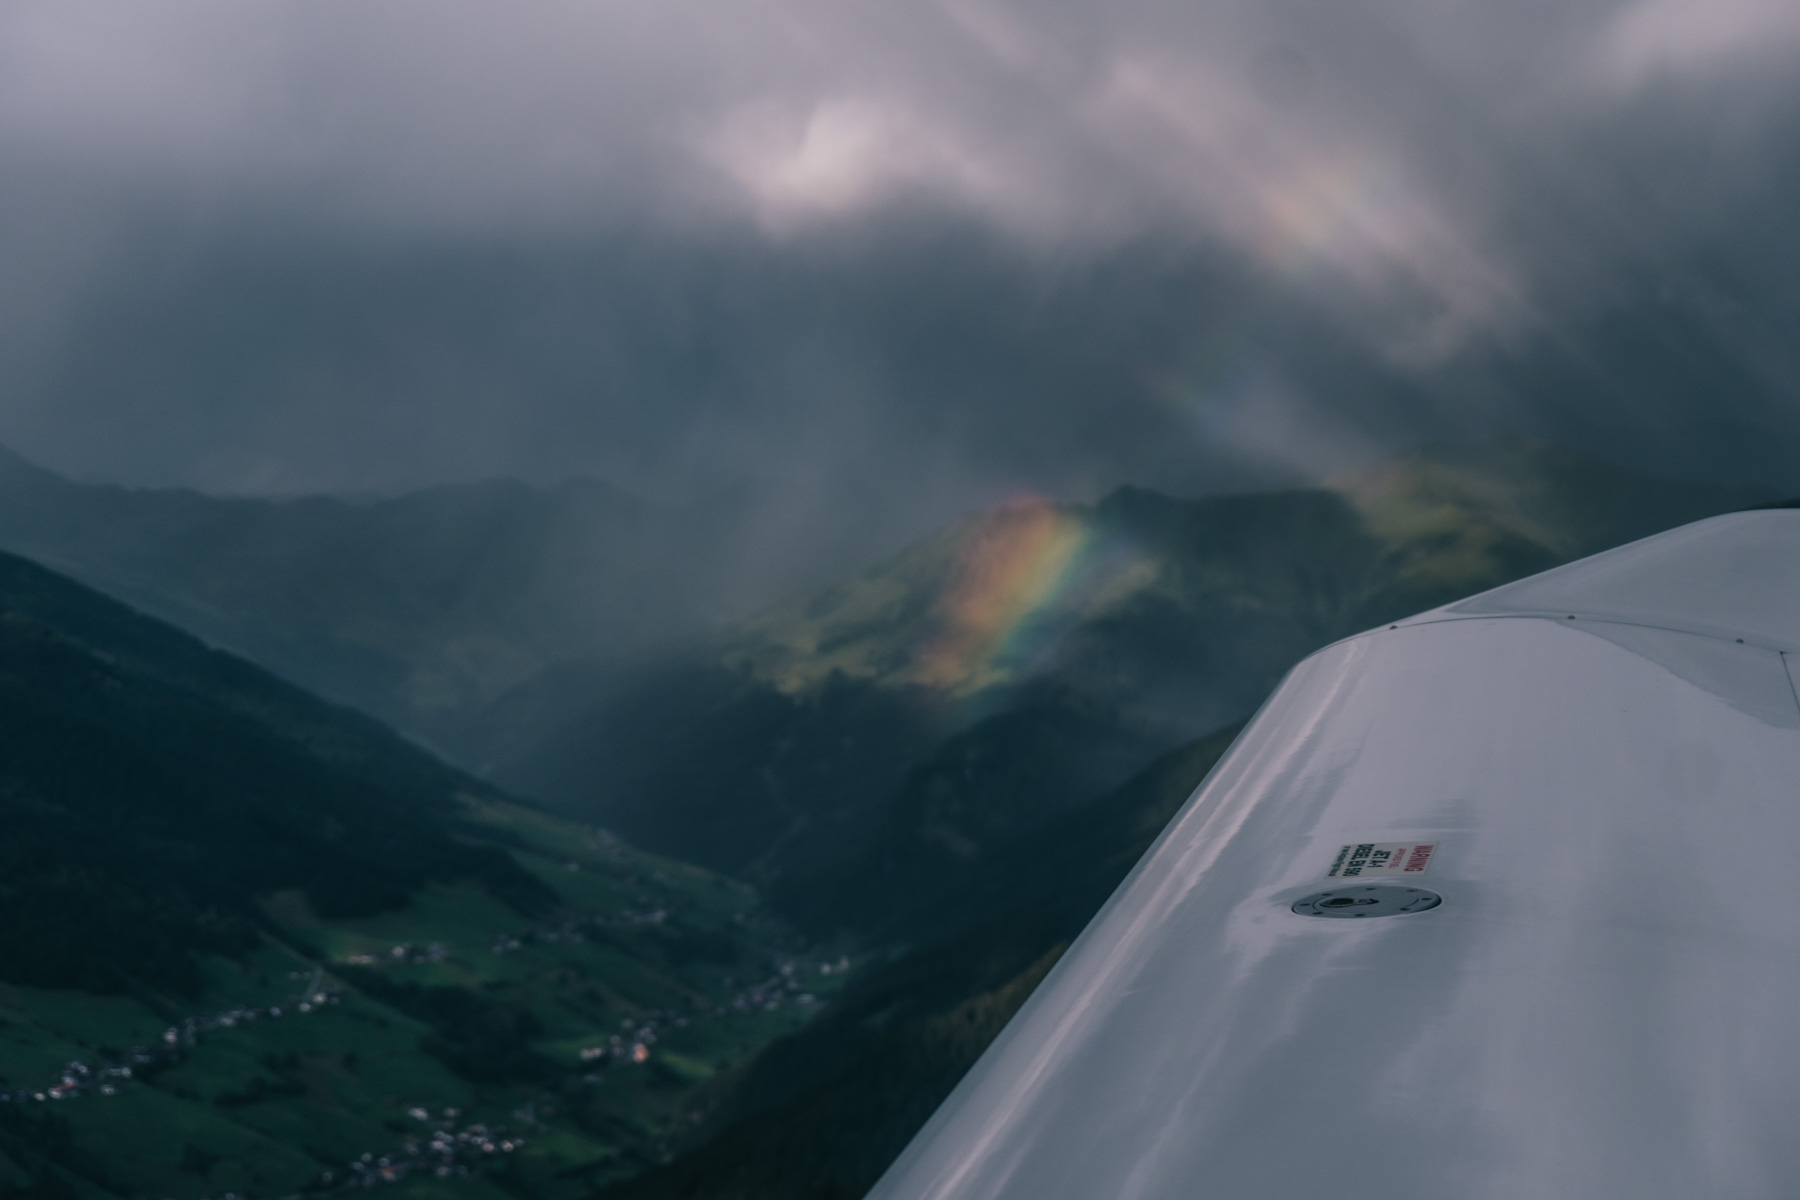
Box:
1291;885;1442;918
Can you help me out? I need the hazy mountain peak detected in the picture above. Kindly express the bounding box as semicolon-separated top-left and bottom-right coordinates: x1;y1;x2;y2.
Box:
710;444;1773;729
723;495;1160;698
1329;440;1776;592
0;441;70;491
0;454;719;740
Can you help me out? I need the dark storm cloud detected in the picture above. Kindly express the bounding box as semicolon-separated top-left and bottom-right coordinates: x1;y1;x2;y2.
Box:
1;0;1798;538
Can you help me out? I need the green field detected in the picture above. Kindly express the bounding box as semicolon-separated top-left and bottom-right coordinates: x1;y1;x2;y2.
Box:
0;796;850;1199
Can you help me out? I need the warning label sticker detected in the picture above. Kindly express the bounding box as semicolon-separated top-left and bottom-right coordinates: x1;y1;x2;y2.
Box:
1326;842;1436;878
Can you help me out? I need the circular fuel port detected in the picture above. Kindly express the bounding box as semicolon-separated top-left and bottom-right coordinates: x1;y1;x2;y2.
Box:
1291;885;1441;918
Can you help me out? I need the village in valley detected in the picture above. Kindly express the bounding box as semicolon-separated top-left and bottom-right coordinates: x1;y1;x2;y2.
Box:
0;803;857;1199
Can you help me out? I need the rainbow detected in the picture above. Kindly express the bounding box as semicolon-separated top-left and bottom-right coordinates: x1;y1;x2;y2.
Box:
914;498;1134;693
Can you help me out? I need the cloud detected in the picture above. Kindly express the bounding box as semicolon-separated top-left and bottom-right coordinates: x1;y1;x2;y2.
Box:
0;0;1797;545
1594;0;1800;86
702;96;1041;232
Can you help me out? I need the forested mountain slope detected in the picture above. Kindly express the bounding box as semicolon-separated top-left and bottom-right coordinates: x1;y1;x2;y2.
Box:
598;727;1246;1200
0;445;736;743
0;551;834;1199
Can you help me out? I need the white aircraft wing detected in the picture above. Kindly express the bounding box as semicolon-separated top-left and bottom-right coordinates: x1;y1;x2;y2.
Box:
868;509;1800;1200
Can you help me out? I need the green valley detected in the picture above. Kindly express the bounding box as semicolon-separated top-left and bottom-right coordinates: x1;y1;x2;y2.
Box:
0;551;846;1198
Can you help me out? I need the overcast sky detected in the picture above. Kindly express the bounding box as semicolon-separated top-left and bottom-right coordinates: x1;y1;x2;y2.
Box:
2;0;1798;545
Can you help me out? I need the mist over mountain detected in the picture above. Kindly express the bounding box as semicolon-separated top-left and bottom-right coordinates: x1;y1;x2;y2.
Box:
0;443;807;743
478;443;1769;916
0;438;1762;919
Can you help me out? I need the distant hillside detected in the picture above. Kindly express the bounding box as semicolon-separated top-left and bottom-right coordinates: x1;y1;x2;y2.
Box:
725;440;1772;715
486;442;1770;914
0;550;839;1198
0;445;748;745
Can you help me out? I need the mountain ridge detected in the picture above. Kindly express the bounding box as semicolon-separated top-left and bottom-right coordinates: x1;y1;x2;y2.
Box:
0;446;709;743
481;441;1772;910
